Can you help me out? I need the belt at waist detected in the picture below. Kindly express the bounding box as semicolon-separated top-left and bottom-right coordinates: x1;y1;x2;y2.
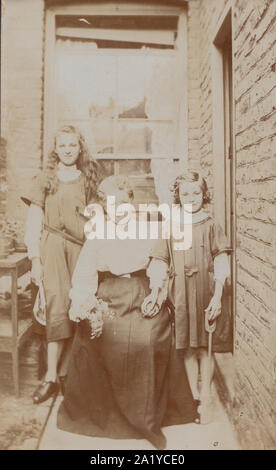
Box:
99;270;146;282
44;224;84;246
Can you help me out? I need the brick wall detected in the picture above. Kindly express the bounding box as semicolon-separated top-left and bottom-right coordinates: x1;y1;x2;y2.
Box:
233;0;276;449
0;138;7;216
1;0;45;222
187;0;276;449
187;0;201;168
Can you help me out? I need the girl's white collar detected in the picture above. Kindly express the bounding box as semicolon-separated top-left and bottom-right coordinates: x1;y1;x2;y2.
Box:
182;208;209;223
57;162;81;181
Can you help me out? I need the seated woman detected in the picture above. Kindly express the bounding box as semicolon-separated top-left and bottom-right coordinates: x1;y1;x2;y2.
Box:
57;175;197;449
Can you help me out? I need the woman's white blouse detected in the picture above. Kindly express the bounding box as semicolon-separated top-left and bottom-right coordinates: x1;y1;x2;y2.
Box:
69;238;159;310
70;236;230;313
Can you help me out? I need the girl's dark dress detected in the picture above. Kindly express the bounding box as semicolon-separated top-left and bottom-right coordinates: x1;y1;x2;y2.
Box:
57;238;197;449
22;172;86;342
151;216;233;352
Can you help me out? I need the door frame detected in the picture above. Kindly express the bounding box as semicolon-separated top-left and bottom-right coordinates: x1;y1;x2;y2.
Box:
211;3;237;353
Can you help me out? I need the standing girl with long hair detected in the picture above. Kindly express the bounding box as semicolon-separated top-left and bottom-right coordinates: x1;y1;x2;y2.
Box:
22;125;98;403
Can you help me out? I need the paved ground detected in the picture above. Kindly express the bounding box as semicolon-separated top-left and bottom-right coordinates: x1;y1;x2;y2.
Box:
0;379;53;450
39;386;240;450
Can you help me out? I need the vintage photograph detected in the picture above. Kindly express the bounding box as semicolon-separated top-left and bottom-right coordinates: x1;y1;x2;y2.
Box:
0;0;275;452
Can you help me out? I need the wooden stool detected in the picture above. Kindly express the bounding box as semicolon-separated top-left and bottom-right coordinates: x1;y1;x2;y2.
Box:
0;253;32;396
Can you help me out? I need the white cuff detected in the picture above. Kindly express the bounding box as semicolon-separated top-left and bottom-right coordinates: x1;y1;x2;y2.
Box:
24;204;43;260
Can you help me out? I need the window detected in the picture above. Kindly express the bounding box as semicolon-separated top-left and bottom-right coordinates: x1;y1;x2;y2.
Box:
44;3;188;204
55;15;179;160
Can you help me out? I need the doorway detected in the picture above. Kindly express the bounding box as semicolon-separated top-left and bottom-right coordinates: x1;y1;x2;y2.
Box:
212;9;235;351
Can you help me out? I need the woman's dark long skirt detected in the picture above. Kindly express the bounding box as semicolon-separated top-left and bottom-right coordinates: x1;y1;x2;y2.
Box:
57;275;197;449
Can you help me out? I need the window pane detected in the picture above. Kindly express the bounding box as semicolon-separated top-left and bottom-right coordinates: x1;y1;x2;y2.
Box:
56;40;116;151
145;55;178;121
56;15;178;50
55;36;178;158
117;121;174;156
116;159;151;175
117;55;177;122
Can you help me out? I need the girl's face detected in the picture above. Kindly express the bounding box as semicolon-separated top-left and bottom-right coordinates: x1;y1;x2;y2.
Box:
179;181;203;213
55;132;80;166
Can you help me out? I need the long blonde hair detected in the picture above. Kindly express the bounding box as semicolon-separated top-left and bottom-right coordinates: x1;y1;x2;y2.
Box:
43;125;99;202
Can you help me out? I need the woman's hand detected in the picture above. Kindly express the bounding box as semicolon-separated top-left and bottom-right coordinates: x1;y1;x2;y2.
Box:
31;257;43;286
142;288;160;318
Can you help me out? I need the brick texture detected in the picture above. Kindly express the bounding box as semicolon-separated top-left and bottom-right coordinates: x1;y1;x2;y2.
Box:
1;0;45;222
187;0;276;449
0;138;7;216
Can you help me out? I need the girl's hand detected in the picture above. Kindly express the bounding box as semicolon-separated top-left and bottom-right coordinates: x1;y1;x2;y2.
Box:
205;294;222;322
31;257;43;286
142;288;160;318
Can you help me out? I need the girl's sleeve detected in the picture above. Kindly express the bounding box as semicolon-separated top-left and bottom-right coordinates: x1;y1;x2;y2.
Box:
69;239;98;310
21;173;46;209
149;238;170;264
210;222;231;285
24;204;43;259
210;223;232;258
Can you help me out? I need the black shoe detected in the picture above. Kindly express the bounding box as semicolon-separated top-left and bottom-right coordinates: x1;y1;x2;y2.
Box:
32;380;58;404
59;375;67;396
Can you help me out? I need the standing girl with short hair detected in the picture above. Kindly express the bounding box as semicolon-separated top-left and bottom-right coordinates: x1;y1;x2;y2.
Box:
144;170;232;424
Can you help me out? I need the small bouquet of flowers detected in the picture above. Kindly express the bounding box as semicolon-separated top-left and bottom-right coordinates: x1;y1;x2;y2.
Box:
76;292;116;340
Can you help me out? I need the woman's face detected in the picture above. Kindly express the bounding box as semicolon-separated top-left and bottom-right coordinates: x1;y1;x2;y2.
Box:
102;187;134;222
179;181;203;213
55;132;80;166
110;189;131;207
